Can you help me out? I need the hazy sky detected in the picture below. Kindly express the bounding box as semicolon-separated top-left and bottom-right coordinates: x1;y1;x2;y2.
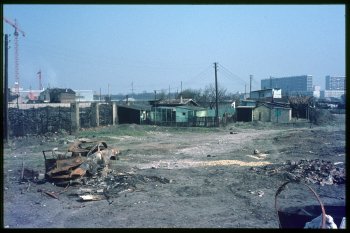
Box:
3;4;345;95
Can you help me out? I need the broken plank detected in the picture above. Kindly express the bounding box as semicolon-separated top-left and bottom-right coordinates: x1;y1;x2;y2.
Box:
44;191;59;200
79;194;104;201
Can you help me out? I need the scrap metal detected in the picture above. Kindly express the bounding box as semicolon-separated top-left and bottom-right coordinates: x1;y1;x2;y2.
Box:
43;139;119;184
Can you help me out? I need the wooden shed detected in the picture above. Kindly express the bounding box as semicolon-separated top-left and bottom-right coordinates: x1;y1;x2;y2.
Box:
236;106;254;122
253;104;271;122
271;107;292;123
253;103;292;123
117;104;151;124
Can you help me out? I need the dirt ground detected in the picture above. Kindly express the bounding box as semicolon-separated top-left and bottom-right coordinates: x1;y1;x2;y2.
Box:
2;115;346;228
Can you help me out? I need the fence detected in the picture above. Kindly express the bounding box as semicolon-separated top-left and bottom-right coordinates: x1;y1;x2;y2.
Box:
144;116;229;127
7;102;232;137
8;102;117;137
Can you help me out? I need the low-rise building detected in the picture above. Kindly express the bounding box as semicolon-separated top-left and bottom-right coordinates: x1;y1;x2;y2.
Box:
253;103;292;123
250;88;282;100
39;88;76;103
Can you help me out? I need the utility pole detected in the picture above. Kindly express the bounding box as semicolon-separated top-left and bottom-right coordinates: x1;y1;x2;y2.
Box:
214;62;219;127
270;76;272;89
180;81;183;102
4;34;9;143
131;81;134;97
99;88;101;102
108;84;110;101
249;75;253;98
154;90;157;125
168;85;170;102
245;84;247;99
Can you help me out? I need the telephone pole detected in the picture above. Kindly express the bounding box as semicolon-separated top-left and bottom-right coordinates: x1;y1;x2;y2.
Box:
131;81;134;97
108;83;110;100
168;85;170;102
249;75;253;98
214;62;219;127
270;76;272;89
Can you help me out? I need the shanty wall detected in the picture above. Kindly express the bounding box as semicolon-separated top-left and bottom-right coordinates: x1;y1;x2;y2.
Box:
253;105;271;122
8;102;117;137
271;108;292;123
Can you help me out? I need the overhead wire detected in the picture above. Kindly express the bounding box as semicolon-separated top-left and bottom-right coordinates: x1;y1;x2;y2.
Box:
217;63;247;85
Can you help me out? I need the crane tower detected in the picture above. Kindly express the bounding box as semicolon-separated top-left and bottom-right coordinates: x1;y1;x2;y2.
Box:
3;17;25;95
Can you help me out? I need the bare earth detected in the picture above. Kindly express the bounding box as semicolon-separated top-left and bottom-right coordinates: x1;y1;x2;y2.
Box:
2;115;346;228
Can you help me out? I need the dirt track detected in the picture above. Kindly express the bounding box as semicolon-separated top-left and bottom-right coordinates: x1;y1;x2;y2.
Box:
2;115;346;228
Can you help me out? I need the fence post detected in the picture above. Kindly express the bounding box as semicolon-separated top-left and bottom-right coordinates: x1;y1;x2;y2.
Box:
112;102;118;125
71;102;80;132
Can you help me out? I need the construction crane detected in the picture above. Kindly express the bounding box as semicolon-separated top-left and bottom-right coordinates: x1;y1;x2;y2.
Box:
3;17;25;95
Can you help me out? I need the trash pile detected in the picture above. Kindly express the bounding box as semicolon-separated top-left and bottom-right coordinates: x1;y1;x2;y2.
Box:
43;139;120;186
69;171;170;202
39;138;170;202
250;159;345;185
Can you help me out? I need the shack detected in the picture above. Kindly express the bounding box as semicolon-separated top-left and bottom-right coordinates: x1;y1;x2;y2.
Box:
117;104;152;124
236;106;254;122
150;105;209;126
253;103;292;123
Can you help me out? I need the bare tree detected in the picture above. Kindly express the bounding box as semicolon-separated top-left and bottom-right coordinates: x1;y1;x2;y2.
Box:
178;88;202;100
288;95;314;119
199;84;228;108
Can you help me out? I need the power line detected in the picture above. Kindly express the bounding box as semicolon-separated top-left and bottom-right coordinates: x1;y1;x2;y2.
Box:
217;64;247;85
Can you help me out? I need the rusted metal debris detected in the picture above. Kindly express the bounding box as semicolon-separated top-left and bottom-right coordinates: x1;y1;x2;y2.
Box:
39;138;171;202
43;139;120;184
251;159;345;185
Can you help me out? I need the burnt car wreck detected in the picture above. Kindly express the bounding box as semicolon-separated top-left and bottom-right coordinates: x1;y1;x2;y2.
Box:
43;139;119;186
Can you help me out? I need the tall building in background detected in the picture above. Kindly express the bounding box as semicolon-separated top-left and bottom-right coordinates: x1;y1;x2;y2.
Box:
324;75;345;99
261;75;313;96
325;76;345;90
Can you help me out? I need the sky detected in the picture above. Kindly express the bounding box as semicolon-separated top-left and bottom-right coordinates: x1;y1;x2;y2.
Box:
3;4;345;95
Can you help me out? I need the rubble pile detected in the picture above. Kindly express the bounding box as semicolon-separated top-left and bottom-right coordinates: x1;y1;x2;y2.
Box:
41;139;170;201
70;170;170;201
250;159;345;185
